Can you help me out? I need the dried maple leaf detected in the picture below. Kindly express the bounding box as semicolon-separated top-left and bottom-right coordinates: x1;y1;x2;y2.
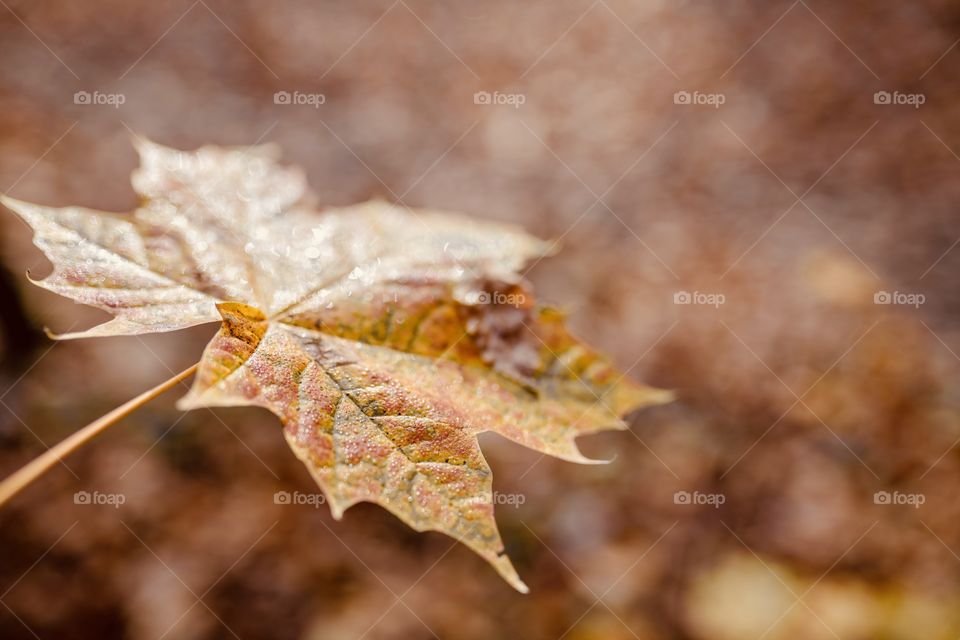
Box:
2;139;670;592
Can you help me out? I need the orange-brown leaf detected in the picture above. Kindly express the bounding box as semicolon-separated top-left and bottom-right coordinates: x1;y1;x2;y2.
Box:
4;139;671;591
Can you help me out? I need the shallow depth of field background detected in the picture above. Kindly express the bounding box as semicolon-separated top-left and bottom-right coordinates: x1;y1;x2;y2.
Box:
2;1;960;639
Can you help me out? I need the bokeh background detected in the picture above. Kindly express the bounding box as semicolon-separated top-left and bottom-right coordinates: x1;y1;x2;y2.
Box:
2;1;960;638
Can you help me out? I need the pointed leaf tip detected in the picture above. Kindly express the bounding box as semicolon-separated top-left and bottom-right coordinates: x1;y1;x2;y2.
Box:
1;195;35;218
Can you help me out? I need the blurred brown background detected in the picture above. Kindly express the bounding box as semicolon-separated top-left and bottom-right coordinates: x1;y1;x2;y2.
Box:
2;1;960;638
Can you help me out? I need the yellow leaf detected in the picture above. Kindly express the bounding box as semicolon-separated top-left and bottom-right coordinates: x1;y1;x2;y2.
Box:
4;139;670;591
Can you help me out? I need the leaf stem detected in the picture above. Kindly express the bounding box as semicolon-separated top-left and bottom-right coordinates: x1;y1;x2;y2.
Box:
0;363;198;507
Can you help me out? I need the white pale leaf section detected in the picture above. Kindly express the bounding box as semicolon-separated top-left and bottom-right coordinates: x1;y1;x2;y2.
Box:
2;197;219;338
5;138;548;338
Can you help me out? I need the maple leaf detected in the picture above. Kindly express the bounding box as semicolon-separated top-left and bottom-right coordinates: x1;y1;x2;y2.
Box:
2;139;670;592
